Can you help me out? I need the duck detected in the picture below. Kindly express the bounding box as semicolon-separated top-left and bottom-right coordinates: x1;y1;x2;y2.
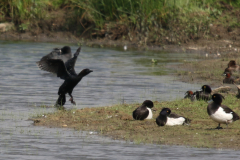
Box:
184;90;195;101
223;60;240;75
132;100;154;120
37;47;93;106
207;93;239;129
228;60;239;69
156;108;191;126
195;85;212;101
223;73;234;84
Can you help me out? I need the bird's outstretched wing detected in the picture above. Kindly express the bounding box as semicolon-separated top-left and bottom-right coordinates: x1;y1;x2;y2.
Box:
37;58;70;80
36;47;72;72
65;47;81;76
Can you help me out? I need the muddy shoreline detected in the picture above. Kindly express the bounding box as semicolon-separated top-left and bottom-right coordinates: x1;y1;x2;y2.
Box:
32;93;240;150
0;31;238;55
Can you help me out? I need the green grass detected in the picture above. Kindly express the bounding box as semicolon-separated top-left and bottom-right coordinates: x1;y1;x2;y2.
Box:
33;93;240;149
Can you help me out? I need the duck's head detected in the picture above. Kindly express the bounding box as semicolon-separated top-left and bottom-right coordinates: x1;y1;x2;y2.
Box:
61;46;71;54
223;68;233;76
79;68;93;77
142;100;154;108
228;60;236;67
185;90;194;96
160;108;171;116
225;73;231;78
212;94;225;105
201;85;212;93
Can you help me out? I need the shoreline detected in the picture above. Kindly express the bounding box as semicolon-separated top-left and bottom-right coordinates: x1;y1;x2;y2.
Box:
32;93;240;150
4;31;240;150
0;31;237;55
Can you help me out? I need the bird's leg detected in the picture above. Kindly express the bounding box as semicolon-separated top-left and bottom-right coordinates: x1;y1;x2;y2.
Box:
216;123;223;129
68;93;76;105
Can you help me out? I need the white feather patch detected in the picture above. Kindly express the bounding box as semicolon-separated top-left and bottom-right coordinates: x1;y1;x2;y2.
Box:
166;117;185;126
210;107;233;124
146;108;152;119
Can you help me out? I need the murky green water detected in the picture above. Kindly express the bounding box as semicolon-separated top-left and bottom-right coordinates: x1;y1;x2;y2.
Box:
0;40;239;159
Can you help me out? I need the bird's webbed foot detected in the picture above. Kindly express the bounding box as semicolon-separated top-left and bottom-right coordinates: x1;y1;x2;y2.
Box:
69;97;76;105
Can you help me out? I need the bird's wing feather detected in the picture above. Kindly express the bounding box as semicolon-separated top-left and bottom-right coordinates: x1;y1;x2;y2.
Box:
221;105;234;113
168;113;181;118
37;58;70;80
65;47;81;76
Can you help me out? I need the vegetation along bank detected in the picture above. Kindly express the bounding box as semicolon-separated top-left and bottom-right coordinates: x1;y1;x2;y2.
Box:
1;0;240;51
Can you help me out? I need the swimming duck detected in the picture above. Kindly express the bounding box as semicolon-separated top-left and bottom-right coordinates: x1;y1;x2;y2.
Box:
207;94;239;129
223;73;234;84
184;90;195;101
156;108;191;126
195;85;212;101
132;100;154;120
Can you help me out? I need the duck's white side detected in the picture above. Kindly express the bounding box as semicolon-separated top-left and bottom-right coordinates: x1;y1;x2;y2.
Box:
166;117;185;126
210;107;233;124
146;108;152;119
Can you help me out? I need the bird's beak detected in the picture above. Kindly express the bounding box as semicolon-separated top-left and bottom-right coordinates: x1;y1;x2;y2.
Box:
207;99;213;103
89;70;93;73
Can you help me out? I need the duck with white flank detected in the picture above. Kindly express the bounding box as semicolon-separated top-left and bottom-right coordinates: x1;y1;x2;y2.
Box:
195;85;212;101
37;47;93;106
156;108;191;126
207;94;239;129
132;100;154;120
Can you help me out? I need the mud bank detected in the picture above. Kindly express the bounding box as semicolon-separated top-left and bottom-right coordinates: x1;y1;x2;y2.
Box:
32;93;240;150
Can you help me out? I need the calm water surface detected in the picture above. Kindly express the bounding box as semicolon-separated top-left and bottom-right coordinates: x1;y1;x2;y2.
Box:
0;41;239;159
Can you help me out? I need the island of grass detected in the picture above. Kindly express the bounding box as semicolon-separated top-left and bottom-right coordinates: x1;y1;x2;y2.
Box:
32;93;240;150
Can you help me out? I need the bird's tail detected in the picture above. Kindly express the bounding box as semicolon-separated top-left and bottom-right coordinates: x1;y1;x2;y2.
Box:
56;94;66;106
184;118;191;125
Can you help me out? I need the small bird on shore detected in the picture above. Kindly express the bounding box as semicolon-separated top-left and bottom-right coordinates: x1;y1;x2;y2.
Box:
223;73;234;84
207;94;239;129
132;100;154;120
37;47;93;106
195;85;212;101
184;90;195;101
156;108;191;126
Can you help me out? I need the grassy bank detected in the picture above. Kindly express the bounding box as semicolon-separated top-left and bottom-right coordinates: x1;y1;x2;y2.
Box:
176;52;240;86
1;0;240;46
33;93;240;150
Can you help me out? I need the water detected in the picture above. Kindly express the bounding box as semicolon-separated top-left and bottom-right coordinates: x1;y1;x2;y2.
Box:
0;41;239;159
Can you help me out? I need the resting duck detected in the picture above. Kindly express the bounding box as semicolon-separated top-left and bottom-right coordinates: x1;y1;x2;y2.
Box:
156;108;191;126
195;85;212;101
223;73;234;84
207;94;239;129
132;100;154;120
184;90;195;101
223;60;240;75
